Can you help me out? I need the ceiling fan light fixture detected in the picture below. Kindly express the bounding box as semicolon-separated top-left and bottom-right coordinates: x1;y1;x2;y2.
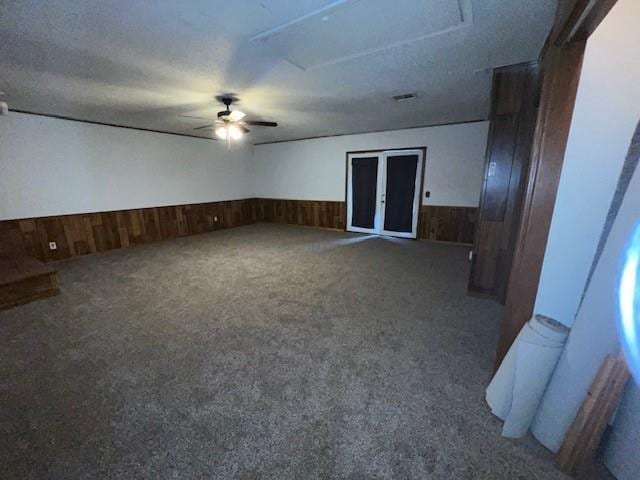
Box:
215;126;228;139
228;124;243;140
193;96;277;140
229;110;246;122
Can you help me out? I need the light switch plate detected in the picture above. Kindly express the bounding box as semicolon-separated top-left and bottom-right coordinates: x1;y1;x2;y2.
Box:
49;241;57;250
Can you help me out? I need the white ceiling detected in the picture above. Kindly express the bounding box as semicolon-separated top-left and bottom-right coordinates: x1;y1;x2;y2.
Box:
0;0;557;144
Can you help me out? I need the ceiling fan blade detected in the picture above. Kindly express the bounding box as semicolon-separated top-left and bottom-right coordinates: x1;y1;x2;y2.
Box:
178;114;210;120
243;120;278;127
193;124;215;131
239;125;250;134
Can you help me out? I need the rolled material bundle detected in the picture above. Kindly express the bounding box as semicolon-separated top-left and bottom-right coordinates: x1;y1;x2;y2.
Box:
486;314;570;438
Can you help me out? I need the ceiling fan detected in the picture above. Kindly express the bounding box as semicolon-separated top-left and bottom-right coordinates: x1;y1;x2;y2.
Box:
192;96;277;146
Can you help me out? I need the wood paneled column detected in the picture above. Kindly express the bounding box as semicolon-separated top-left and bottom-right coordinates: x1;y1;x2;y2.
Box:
468;62;542;301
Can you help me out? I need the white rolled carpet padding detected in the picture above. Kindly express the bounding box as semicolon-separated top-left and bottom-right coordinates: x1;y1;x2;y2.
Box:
486;314;570;438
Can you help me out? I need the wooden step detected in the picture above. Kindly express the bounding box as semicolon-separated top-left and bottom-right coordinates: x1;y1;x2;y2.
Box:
0;256;60;311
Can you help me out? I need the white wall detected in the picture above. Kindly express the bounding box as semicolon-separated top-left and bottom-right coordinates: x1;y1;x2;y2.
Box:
2;115;487;221
533;0;640;327
531;158;640;456
253;122;489;207
0;112;254;220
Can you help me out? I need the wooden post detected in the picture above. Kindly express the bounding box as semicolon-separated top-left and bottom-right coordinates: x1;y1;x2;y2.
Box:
556;353;630;477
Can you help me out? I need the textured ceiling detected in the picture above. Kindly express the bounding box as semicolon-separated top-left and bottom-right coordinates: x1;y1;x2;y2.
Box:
0;0;557;144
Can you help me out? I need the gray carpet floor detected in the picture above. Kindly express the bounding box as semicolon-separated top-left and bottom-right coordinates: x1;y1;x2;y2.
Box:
1;224;569;479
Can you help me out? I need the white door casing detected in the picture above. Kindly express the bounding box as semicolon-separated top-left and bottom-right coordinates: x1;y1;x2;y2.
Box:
346;148;424;239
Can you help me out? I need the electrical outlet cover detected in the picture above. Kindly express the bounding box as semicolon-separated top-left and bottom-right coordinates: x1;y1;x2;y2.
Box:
49;241;57;250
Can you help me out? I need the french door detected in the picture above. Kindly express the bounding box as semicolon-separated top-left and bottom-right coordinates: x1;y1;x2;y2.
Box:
346;149;424;239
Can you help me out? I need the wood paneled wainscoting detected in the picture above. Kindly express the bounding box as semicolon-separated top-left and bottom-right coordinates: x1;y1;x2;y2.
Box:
255;199;477;245
254;198;347;230
0;199;478;263
0;199;259;262
419;206;477;244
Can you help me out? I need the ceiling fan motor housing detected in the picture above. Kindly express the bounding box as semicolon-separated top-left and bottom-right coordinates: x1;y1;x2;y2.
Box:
217;96;234;119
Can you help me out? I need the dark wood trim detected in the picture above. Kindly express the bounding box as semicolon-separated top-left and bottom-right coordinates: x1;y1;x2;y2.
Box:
254;120;488;145
10;109;217;141
254;197;339;203
495;41;586;368
556;353;629;476
552;0;618;46
344;147;428;239
14;112;490;147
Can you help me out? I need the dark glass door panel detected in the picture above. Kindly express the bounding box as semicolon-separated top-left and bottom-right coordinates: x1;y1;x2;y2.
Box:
383;154;418;232
351;156;378;229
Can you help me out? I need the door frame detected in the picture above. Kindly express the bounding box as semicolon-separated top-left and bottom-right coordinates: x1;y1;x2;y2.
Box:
344;146;427;239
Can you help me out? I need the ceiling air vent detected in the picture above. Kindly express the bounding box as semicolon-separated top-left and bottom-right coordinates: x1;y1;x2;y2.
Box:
392;92;417;102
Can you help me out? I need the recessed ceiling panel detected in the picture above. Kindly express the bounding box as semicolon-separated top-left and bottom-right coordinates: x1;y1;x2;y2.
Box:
251;0;471;70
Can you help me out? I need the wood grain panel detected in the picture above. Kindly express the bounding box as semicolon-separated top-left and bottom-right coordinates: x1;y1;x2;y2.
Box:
0;256;59;310
256;199;477;244
255;198;346;230
0;199;259;262
419;206;476;244
469;62;542;301
556;353;629;476
481;114;520;221
0;271;59;311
